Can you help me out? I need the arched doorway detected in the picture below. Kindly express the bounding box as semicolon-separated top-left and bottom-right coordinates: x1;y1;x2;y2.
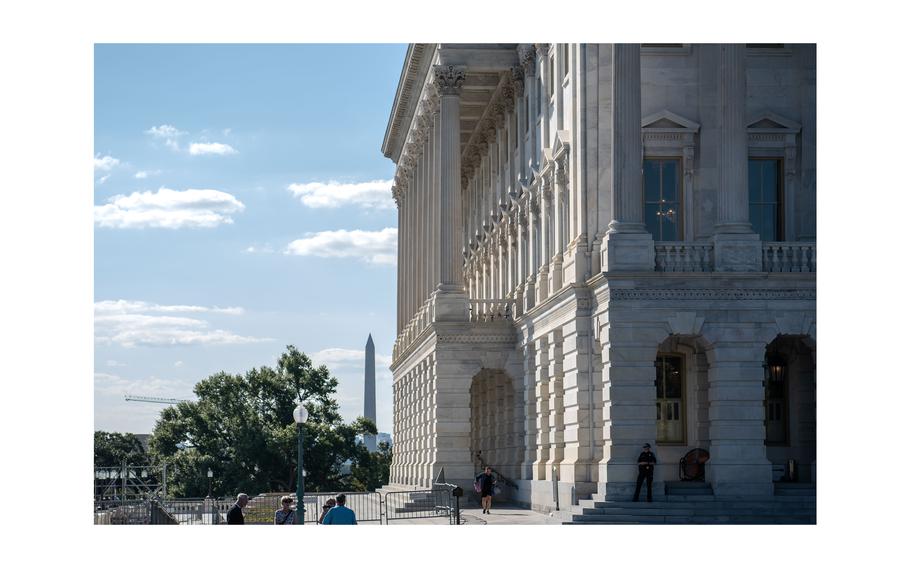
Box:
652;335;711;483
469;369;522;483
764;336;816;483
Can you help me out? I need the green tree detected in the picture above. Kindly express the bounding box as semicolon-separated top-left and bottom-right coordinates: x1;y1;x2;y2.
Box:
94;431;149;467
350;440;393;492
148;345;385;497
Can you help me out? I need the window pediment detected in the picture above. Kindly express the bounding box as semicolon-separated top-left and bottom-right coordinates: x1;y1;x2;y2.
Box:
641;110;700;149
748;111;801;148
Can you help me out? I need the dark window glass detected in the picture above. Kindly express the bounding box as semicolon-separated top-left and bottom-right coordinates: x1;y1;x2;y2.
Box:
765;353;788;445
562;44;569;77
748;158;782;241
642;158;683;240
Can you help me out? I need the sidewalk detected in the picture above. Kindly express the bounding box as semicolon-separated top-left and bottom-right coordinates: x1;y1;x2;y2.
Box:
389;504;562;525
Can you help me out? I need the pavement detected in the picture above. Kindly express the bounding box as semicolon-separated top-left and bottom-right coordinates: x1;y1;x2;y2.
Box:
390;503;562;525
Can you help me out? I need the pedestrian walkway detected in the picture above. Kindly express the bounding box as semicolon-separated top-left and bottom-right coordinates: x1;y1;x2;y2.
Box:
390;503;561;525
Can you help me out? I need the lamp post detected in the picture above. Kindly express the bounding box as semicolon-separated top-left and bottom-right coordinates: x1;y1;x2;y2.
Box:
293;402;309;524
207;468;213;499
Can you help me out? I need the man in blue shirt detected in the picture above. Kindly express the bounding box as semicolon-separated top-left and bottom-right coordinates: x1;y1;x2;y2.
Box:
320;493;357;525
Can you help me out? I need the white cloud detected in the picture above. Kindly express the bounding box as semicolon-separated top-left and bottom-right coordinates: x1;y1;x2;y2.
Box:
287;179;394;210
145;124;187;139
94;187;245;229
106;360;127;367
145;124;187;152
94;154;120;171
94;300;244;316
174;361;184;368
244;244;275;254
189;142;237;156
94;300;269;348
96;174;111;185
134;169;161;179
285;228;397;265
94;371;191;398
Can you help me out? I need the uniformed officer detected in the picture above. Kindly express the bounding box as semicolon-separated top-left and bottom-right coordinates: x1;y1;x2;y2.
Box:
633;443;657;502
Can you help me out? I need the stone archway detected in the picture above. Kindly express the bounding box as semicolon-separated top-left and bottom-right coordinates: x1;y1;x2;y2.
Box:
764;335;816;483
469;369;522;482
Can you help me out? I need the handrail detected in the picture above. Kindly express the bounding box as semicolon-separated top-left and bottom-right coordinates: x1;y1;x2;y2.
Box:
474;453;519;490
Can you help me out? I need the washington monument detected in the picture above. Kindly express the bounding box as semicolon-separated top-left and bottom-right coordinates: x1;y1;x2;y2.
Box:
364;333;377;452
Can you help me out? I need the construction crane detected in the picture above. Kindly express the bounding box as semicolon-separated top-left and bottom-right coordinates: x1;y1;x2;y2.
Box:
124;394;192;405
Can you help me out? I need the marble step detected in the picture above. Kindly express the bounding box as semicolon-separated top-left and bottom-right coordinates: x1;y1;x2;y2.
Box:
567;514;815;524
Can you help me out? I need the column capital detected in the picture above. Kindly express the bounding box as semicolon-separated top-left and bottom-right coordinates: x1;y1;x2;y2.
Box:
517;44;537;77
433;65;466;96
510;66;525;97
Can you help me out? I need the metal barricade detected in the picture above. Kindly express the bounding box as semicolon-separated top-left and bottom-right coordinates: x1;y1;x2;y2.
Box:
300;492;382;524
383;489;454;524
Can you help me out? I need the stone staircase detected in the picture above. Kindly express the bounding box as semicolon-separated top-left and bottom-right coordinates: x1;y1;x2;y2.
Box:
564;483;815;524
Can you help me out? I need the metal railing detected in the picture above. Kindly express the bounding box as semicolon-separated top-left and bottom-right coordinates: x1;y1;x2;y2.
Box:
96;486;461;525
384;489;455;524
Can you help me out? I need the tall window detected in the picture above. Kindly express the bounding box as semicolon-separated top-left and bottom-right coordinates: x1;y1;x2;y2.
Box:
749;158;783;241
656;353;685;444
643;158;682;240
764;352;788;445
562;44;569;77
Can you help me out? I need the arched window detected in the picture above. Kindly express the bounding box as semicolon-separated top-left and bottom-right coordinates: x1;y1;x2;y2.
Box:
656;353;685;443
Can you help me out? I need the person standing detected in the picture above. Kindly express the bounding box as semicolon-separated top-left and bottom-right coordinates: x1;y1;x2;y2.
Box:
475;466;496;515
318;498;336;524
633;443;658;502
320;493;357;525
227;493;249;524
274;495;296;525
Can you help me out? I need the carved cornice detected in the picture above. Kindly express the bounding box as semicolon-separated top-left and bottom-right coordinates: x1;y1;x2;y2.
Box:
433;65;466;96
608;288;816;301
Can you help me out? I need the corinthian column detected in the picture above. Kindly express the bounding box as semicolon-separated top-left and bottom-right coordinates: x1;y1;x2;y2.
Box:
600;44;654;272
713;43;761;271
432;65;469;321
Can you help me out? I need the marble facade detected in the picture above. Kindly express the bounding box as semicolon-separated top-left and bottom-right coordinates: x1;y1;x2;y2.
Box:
382;44;816;511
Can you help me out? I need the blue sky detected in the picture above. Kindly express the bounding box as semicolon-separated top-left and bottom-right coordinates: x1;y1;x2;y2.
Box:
94;44;407;435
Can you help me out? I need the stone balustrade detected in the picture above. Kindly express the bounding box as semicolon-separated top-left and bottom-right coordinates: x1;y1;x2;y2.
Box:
762;242;816;272
393;298;433;360
468;298;515;322
654;242;715;272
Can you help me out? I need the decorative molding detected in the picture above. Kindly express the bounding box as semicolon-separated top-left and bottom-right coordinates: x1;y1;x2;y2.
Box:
517;44;536;77
510;66;525;96
437;334;516;344
608;288;816;301
432;65;466;96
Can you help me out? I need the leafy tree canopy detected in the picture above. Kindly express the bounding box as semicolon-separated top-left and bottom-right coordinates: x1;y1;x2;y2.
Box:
148;345;385;497
94;431;150;467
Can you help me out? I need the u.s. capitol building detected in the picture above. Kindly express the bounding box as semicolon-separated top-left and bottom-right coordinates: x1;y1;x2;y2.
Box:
382;43;815;512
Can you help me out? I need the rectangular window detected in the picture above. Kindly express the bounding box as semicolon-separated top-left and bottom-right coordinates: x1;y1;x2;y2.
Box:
549;55;555;98
748;158;783;241
562;44;569;77
656;354;685;444
643;158;682;241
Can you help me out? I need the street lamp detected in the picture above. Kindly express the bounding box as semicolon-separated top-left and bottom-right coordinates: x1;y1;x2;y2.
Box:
293;402;309;524
207;468;214;499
